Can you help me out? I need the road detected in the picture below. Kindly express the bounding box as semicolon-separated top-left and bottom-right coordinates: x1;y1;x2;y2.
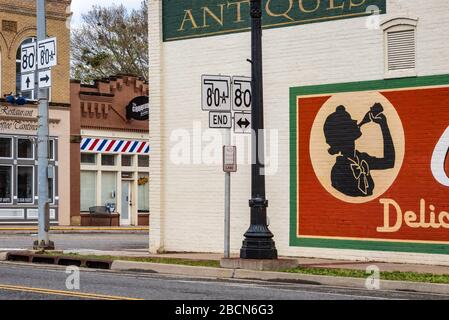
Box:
0;233;148;251
0;262;448;301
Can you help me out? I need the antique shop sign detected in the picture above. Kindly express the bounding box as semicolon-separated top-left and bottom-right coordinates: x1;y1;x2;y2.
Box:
163;0;387;41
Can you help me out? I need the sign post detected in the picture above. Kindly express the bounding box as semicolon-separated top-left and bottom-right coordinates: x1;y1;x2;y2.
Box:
33;0;55;250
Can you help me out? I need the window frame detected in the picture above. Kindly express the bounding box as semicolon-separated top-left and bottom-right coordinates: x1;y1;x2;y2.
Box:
0;165;13;205
16;165;35;205
17;138;35;160
0;136;13;160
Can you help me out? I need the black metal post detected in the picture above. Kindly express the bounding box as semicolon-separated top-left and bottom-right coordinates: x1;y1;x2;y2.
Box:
240;0;278;260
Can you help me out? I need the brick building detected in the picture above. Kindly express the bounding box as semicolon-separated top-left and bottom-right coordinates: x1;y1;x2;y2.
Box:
0;0;71;224
149;0;449;263
70;75;150;226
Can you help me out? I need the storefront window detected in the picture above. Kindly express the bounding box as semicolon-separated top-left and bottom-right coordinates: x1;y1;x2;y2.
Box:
122;155;133;167
0;137;12;158
102;155;116;166
138;173;149;212
48;166;54;203
81;153;96;164
48;140;54;160
138;155;149;167
80;171;96;211
17;138;34;159
17;166;33;203
0;166;12;204
101;172;116;209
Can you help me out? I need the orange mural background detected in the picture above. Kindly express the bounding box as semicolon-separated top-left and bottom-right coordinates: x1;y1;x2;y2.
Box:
297;87;449;242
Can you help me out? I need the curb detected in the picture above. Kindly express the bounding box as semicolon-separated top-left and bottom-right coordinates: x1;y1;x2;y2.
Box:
111;260;449;295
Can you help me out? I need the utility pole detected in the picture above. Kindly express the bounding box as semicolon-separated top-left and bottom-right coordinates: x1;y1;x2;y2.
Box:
34;0;54;250
240;0;277;260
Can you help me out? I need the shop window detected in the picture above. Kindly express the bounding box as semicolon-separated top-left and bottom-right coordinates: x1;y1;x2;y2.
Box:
17;138;34;159
102;155;116;166
16;37;37;100
138;155;149;167
138;173;149;212
17;166;34;204
381;17;418;79
81;153;96;164
0;166;12;204
80;171;96;211
101;172;116;208
0;137;12;158
48;140;54;160
48;166;54;204
122;155;133;167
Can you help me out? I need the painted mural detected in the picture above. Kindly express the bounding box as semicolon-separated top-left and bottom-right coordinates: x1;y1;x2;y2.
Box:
290;75;449;254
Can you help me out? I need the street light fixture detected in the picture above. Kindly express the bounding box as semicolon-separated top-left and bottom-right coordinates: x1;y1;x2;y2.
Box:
240;0;278;260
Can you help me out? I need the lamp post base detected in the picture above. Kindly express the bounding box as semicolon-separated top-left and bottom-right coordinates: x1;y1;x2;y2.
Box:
240;238;278;260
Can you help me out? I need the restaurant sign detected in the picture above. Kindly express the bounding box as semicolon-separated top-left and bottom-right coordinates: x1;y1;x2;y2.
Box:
162;0;386;41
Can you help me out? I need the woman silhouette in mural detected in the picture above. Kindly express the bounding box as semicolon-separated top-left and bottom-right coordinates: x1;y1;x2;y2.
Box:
323;103;395;197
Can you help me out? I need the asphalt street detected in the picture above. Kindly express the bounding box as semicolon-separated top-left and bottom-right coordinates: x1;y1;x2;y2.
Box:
0;233;148;251
0;262;449;300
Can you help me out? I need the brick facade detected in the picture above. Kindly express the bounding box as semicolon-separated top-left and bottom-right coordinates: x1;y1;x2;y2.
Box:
0;0;71;103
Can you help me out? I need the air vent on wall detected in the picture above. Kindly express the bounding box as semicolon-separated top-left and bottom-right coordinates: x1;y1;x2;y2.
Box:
387;29;416;71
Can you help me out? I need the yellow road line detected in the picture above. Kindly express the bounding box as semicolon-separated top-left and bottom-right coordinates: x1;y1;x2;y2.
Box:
0;284;143;300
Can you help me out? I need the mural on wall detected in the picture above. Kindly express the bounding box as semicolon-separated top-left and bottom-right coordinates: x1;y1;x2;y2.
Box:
290;76;449;254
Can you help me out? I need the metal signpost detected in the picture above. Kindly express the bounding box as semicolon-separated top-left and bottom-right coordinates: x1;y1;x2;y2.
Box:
22;0;57;250
201;75;252;259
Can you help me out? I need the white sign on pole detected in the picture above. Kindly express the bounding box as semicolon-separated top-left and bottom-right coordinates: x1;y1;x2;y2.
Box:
21;73;35;92
232;76;252;112
209;112;232;129
38;70;52;88
37;37;57;70
201;75;231;111
223;146;237;173
234;112;252;134
21;43;37;73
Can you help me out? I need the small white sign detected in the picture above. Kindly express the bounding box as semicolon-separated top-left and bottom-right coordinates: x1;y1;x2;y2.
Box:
38;37;57;70
209;112;232;129
223;146;237;173
201;75;231;111
234;112;251;134
21;42;37;73
21;73;35;92
38;70;52;88
232;76;252;112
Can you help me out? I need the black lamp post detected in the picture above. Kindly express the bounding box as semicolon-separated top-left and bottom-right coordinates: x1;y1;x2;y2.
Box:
240;0;278;260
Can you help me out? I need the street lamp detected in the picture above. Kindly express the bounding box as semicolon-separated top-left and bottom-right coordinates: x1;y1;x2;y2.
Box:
240;0;278;260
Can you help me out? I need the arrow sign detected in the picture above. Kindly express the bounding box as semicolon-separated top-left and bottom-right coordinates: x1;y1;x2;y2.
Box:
38;70;52;88
21;73;35;92
237;117;250;129
234;112;252;134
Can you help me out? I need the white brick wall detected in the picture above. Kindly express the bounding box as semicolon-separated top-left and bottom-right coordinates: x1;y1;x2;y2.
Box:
149;0;449;261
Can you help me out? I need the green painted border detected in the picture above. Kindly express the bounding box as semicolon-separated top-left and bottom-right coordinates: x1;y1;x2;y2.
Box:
289;74;449;255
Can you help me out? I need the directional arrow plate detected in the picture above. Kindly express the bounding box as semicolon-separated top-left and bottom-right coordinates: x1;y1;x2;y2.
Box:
234;112;251;134
38;70;52;88
21;73;35;92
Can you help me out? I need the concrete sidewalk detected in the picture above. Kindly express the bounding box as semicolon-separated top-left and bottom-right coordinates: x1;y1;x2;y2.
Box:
62;249;449;275
0;226;148;234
